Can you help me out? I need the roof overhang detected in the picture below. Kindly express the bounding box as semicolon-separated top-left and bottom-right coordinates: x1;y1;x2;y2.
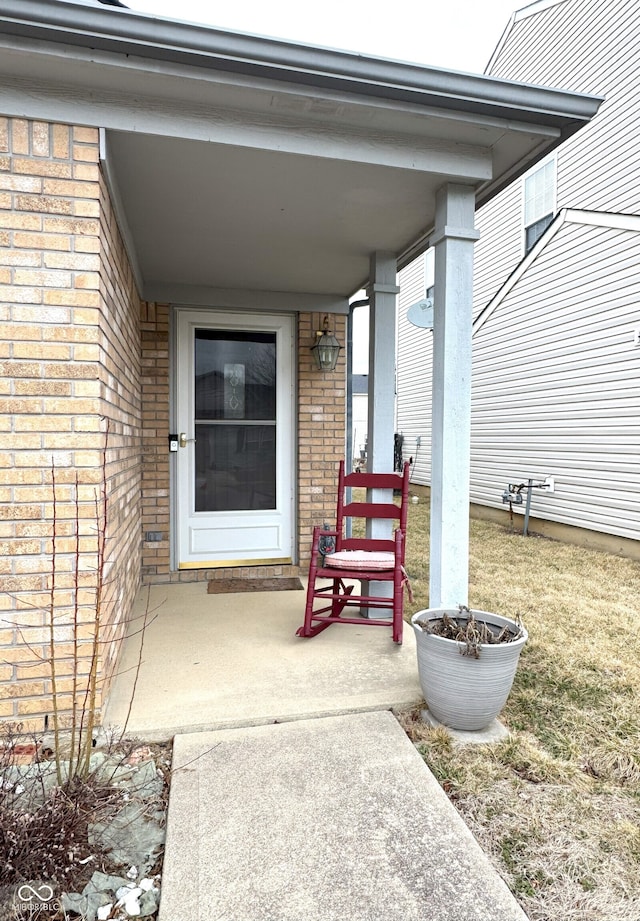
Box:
0;0;603;307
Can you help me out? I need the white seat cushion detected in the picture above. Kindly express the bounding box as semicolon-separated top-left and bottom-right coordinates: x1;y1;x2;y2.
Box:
324;550;395;571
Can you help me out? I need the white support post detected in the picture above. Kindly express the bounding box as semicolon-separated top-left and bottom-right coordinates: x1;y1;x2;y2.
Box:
364;251;399;616
366;251;398;472
429;184;480;608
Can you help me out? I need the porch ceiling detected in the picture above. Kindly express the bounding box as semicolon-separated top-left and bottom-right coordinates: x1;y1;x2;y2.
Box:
105;130;448;300
0;0;603;307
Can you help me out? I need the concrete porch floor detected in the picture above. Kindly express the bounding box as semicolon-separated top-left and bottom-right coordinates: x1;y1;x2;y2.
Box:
102;582;423;739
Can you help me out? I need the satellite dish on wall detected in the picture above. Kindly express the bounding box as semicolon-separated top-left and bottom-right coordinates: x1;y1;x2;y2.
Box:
407;297;434;330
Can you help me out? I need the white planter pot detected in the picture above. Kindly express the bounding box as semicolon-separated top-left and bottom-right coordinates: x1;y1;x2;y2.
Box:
411;608;528;731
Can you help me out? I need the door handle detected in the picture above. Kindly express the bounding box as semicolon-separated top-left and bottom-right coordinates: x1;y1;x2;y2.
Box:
179;432;196;448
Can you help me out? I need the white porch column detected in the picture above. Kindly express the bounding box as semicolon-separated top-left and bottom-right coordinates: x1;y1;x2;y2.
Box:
429;184;480;608
366;251;399;473
363;251;399;615
367;253;400;474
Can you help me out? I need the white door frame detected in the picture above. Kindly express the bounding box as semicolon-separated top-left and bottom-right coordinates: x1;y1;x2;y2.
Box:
171;307;296;569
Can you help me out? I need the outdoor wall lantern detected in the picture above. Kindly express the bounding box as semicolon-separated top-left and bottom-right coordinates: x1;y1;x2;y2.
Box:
310;314;341;371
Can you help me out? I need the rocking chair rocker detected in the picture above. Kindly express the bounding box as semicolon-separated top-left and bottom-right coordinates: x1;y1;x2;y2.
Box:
296;460;411;644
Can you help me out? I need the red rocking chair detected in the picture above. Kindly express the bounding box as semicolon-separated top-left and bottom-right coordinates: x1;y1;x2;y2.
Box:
297;460;411;645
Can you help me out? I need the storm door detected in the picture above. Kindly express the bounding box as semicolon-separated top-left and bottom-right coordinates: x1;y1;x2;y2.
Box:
175;310;294;568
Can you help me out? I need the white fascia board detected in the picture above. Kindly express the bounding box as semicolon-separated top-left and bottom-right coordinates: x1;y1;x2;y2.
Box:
0;91;492;182
0;39;493;181
472;208;567;336
0;0;602;128
564;209;640;232
0;32;543;133
143;285;350;314
514;0;569;22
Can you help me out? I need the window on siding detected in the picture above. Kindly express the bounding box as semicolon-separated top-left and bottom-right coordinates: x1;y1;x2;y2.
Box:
524;159;555;252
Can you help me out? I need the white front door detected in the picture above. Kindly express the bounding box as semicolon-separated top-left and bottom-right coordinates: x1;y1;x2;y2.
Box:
175;309;295;568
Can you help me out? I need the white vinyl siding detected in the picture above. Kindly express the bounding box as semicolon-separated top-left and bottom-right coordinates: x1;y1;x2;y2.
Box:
396;0;640;543
488;0;640;216
490;2;602;87
471;221;640;540
396;255;432;485
473;182;522;318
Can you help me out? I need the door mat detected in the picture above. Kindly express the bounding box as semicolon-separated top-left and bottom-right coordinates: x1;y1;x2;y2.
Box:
207;577;304;594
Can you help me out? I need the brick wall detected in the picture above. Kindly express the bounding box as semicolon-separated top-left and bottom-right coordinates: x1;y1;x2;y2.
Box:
0;118;142;726
297;312;347;566
97;169;142;701
140;301;170;581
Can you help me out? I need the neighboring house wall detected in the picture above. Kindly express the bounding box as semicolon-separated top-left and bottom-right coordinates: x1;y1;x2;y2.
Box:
350;374;368;467
473;182;522;318
474;0;640;316
473;0;640;318
396;253;432;484
488;0;640;213
396;0;640;551
472;213;640;541
476;0;640;305
352;395;368;464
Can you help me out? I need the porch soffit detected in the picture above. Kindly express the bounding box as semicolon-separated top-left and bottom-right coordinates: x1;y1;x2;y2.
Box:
0;3;602;304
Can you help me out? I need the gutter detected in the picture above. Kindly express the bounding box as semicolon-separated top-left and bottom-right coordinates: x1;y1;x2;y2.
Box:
0;0;602;128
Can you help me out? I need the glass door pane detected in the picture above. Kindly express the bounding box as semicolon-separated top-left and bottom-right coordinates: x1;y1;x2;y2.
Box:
194;329;277;513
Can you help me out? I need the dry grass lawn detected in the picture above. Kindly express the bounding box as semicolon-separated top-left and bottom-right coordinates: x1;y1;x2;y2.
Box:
398;492;640;921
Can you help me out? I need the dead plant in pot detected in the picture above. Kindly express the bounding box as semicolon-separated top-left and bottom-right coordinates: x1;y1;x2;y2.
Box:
411;604;528;731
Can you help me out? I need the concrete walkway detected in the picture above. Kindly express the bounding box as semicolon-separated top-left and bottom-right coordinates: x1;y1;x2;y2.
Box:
103;583;422;739
107;584;525;920
159;711;526;921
